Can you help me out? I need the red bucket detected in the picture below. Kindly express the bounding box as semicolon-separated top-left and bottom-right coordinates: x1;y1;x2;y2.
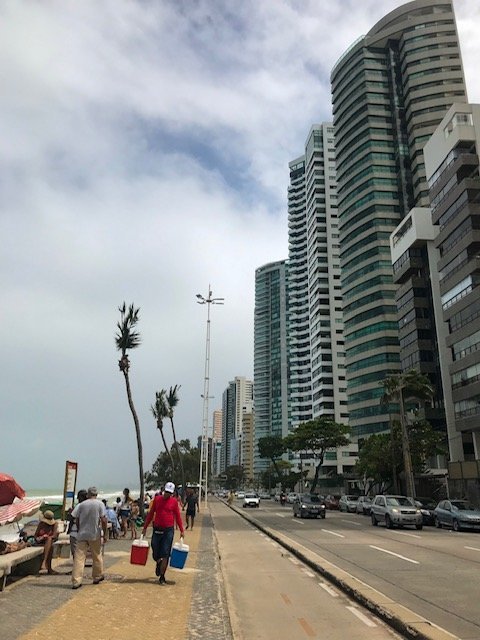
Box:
130;538;149;565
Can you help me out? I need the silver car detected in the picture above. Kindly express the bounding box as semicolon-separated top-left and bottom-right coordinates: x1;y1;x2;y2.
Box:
371;495;423;530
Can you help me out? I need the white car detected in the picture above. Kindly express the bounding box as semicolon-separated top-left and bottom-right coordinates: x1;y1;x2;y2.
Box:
236;491;245;499
287;493;298;504
243;493;260;508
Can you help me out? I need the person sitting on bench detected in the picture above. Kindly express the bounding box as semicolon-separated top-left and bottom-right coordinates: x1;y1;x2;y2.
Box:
33;510;59;574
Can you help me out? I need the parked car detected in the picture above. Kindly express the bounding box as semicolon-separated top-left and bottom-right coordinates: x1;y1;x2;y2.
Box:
259;492;271;500
371;495;423;529
293;494;326;519
433;499;480;531
243;493;260;508
236;491;245;500
287;493;298;504
324;495;340;510
414;497;438;526
339;495;359;513
274;493;282;502
356;496;373;515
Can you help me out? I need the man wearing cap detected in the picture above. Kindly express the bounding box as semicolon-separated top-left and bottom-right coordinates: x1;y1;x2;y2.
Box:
142;481;184;585
71;486;108;590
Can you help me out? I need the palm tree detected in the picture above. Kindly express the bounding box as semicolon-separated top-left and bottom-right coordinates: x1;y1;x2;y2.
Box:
115;302;145;515
380;369;434;498
166;385;185;492
151;390;175;472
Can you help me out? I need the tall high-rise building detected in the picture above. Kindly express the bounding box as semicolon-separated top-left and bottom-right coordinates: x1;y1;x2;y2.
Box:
286;124;357;478
424;103;480;489
212;409;222;442
221;376;253;470
331;0;467;441
253;260;289;476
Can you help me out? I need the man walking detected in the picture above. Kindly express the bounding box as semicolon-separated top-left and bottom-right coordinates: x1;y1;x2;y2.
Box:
183;488;199;530
142;481;184;585
71;486;108;590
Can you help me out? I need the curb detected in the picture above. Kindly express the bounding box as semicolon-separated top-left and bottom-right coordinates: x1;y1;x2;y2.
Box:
224;500;458;640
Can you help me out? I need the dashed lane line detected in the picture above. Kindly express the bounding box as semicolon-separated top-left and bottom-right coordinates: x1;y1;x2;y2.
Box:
321;529;345;538
389;530;421;539
340;519;361;526
318;582;338;597
370;545;419;564
465;545;480;551
346;606;377;628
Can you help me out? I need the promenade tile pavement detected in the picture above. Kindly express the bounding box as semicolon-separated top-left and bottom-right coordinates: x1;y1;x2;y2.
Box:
0;511;232;640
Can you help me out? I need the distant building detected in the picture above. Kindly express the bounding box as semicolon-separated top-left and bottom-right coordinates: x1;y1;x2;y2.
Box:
241;412;255;483
220;376;253;472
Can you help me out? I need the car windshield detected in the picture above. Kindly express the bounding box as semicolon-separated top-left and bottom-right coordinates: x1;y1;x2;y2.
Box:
416;499;436;509
245;494;257;499
451;501;475;510
301;495;322;503
386;497;414;506
346;496;358;501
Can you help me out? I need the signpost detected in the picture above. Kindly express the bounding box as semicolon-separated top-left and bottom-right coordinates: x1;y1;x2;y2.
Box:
62;460;78;520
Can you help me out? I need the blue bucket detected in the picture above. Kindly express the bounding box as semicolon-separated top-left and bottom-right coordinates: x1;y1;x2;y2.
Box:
170;542;189;569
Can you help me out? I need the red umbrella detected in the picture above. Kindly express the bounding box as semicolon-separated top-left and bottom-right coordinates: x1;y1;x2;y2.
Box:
0;473;26;506
0;498;42;526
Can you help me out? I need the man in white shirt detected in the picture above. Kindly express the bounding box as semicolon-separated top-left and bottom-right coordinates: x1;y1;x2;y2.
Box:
71;486;108;590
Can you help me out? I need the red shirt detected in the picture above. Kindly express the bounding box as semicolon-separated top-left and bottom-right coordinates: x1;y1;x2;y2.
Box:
144;495;184;534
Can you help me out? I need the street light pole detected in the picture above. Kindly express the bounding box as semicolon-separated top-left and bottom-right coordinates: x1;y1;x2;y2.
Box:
197;286;224;507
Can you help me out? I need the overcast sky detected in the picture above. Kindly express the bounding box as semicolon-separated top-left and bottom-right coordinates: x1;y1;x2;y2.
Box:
1;0;479;493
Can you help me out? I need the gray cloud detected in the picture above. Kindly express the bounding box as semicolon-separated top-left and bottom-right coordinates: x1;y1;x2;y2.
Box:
1;0;479;492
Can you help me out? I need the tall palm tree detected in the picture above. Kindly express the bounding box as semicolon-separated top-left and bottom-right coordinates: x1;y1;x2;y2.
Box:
151;390;175;472
166;385;185;492
115;302;145;515
380;369;434;498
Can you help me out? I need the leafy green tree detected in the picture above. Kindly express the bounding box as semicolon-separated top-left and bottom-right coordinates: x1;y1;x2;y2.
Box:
145;439;200;489
224;465;244;490
115;302;145;515
284;417;349;493
151;390;175;472
380;370;434;497
356;418;446;494
166;385;185;491
258;436;286;486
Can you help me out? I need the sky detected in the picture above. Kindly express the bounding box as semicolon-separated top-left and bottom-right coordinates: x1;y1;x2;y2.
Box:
1;0;480;493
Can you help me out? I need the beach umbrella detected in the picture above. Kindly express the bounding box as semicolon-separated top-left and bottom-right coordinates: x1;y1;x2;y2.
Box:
0;498;42;526
0;473;26;506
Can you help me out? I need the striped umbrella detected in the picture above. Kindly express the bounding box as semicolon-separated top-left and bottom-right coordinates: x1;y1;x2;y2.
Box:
0;473;26;506
0;498;43;526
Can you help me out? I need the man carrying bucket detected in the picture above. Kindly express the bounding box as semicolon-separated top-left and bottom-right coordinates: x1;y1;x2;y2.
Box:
142;481;185;585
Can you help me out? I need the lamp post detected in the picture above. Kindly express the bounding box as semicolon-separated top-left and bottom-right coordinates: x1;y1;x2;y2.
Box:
197;286;224;507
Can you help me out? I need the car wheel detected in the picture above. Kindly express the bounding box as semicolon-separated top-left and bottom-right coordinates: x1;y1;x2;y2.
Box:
434;517;442;528
415;524;423;531
371;514;378;526
321;512;325;519
453;519;462;532
385;515;393;529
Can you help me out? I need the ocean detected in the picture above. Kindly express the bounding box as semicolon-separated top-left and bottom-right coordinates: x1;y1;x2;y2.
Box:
24;487;142;504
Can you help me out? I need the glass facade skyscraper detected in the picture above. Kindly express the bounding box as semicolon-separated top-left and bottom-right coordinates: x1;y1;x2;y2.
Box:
253;260;288;475
331;0;467;440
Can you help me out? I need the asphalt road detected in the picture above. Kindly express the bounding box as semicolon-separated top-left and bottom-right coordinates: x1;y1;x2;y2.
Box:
233;498;480;639
210;499;403;640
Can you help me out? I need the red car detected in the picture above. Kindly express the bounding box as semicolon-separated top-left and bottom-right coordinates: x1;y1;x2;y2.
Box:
324;495;340;510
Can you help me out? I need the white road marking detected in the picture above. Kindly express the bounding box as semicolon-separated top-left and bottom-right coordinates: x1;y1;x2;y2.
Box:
321;529;345;538
293;519;305;524
301;569;315;578
275;513;286;518
465;546;480;552
370;545;419;564
340;519;361;526
390;531;421;539
319;582;338;597
346;606;377;627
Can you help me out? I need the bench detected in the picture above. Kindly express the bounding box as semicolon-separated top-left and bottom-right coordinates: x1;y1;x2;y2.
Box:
0;547;44;591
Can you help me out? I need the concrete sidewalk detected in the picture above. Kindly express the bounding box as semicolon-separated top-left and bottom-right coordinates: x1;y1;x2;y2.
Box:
0;513;232;640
